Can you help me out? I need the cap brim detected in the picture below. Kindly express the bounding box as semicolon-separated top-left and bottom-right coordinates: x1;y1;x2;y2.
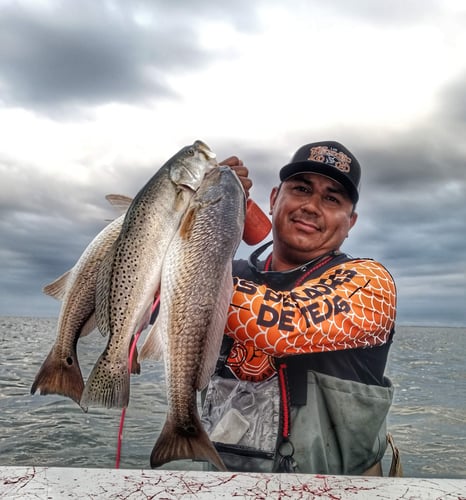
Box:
279;161;359;204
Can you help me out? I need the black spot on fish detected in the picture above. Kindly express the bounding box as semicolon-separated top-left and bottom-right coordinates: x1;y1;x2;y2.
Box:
182;424;197;436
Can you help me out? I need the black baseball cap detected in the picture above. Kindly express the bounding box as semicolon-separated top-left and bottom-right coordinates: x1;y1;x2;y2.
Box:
279;141;361;203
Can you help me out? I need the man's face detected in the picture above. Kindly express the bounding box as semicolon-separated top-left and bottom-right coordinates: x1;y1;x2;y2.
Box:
269;173;358;269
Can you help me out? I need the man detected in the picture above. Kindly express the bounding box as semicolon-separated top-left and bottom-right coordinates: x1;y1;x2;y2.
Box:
201;141;398;476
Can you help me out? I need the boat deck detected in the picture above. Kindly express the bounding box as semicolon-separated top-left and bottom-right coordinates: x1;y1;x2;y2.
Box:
1;466;465;499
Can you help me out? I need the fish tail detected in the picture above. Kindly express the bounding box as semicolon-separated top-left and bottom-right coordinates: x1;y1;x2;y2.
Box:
30;349;84;405
80;355;130;411
150;413;227;471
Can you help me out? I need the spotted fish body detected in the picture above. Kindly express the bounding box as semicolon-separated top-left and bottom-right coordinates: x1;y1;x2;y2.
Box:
80;141;217;411
31;195;133;405
140;166;246;471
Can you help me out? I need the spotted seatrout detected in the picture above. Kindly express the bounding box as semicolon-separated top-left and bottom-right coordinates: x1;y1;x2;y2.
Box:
80;141;217;411
140;166;246;471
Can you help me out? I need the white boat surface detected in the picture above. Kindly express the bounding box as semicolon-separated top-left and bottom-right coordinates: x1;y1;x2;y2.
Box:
1;466;465;499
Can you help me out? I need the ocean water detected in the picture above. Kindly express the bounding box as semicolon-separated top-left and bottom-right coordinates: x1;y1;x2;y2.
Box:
0;317;465;478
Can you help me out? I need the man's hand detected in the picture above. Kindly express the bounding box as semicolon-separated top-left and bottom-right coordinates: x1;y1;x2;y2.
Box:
220;156;252;198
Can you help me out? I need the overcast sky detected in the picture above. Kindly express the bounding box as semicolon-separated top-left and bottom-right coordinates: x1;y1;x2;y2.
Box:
0;0;465;326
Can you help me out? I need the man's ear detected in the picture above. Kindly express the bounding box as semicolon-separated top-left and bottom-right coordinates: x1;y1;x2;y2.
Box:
269;186;280;214
349;211;358;230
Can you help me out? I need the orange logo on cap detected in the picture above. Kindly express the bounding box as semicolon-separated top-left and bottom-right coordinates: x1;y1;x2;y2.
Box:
308;146;352;173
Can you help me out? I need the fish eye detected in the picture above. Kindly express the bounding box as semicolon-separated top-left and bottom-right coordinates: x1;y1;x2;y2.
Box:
187;148;195;156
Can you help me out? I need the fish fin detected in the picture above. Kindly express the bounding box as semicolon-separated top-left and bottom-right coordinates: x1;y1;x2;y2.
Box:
79;312;97;338
139;321;164;361
80;354;130;411
105;194;133;214
150;413;226;471
196;267;233;390
42;269;73;300
30;348;84;405
178;205;197;240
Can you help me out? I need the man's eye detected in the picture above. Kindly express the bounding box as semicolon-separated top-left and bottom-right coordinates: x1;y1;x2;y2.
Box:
326;195;340;204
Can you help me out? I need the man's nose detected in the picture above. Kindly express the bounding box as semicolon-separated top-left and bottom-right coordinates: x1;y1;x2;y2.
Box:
300;193;322;214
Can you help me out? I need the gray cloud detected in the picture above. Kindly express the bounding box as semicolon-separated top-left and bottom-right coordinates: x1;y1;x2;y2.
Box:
0;0;263;113
2;118;465;325
0;0;464;327
438;71;466;124
225;73;466;327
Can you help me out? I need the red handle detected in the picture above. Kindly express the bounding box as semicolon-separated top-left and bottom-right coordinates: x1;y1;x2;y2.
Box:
242;199;272;245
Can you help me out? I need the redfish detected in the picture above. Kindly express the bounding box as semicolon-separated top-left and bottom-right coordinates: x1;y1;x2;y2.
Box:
140;166;246;471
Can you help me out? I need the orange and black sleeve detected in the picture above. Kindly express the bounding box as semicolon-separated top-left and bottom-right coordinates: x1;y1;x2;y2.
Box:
225;259;396;358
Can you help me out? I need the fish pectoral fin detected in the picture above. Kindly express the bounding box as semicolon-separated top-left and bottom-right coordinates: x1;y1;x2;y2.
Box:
43;269;73;300
139;321;164;361
80;312;97;338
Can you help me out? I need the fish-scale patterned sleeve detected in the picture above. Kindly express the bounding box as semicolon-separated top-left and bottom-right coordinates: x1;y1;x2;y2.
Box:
225;260;396;357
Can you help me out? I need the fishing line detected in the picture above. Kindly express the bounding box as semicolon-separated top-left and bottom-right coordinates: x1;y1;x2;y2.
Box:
115;294;160;469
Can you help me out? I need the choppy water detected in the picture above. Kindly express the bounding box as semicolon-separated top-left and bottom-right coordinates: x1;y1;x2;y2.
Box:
0;317;465;478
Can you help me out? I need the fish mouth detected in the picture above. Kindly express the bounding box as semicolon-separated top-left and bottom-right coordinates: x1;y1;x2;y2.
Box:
194;140;217;160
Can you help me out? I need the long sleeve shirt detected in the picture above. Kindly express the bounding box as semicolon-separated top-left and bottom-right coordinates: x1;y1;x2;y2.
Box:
222;253;396;385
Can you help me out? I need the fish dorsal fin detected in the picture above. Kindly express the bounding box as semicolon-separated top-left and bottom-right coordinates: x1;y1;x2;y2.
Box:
105;194;133;214
196;264;233;391
42;269;73;300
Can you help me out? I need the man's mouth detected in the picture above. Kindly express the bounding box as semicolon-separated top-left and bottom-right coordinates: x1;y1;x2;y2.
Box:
291;217;322;232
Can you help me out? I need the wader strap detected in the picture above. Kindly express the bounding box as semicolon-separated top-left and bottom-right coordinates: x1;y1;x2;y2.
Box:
283;360;308;406
277;363;298;472
278;363;291;440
